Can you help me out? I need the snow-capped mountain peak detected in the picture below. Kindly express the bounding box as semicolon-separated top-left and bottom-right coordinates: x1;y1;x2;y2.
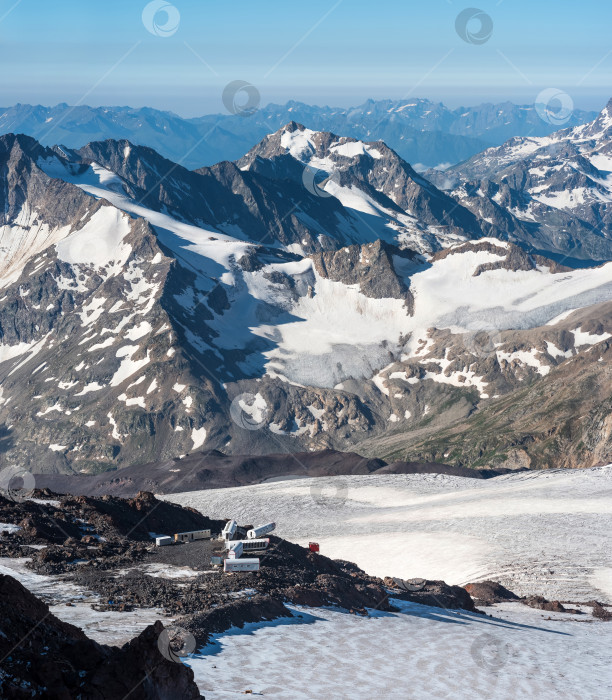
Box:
426;96;612;263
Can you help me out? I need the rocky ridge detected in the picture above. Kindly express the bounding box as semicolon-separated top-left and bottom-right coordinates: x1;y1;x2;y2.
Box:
32;449;519;498
0;573;203;699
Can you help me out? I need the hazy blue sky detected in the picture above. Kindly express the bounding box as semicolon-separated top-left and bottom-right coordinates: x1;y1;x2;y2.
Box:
1;0;611;116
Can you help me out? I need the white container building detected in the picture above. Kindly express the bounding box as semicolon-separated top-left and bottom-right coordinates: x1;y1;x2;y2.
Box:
155;536;173;547
227;541;244;559
222;520;238;541
246;522;276;539
225;538;270;552
174;529;211;543
224;558;260;573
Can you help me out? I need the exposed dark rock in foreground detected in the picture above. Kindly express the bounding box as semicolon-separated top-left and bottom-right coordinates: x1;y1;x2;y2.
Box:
386;577;478;612
178;596;293;646
463;580;602;617
34;448;521;497
463;580;521;605
0;574;203;699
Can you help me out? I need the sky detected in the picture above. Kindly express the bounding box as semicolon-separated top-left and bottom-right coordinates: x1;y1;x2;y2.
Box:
0;0;611;116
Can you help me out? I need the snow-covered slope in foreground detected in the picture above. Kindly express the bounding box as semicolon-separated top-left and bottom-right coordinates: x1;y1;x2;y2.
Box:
187;600;610;700
165;465;612;603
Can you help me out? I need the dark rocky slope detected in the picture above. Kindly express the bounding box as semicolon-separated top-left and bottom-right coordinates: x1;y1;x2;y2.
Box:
0;574;203;699
0;490;477;617
33;449;516;497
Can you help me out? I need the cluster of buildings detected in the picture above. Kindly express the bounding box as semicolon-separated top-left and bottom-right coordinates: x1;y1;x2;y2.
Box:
221;520;276;572
153;520;276;573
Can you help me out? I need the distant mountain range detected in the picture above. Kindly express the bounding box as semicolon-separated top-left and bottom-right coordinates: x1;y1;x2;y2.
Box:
2;98;612;475
0;98;598;171
427;97;612;262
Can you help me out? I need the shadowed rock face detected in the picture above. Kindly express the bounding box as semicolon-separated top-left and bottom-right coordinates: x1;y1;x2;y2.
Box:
237;121;487;250
177;596;293;646
77;124;488;256
310;240;418;310
0;573;203;699
384;577;477;612
0;135;91;228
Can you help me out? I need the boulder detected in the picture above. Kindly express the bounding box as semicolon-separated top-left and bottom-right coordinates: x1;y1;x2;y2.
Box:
463;580;520;605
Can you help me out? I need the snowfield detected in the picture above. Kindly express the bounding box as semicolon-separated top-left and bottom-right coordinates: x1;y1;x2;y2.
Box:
187;600;611;700
164;467;612;699
164;466;612;603
1;467;610;699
